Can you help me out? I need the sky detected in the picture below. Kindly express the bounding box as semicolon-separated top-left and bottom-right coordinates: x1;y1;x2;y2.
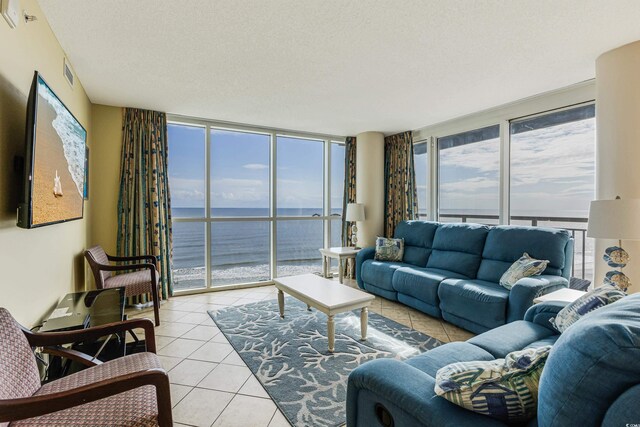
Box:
170;110;594;220
168;125;344;212
414;114;595;218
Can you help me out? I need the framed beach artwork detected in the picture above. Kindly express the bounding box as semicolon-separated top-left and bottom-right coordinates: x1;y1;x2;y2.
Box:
84;147;89;200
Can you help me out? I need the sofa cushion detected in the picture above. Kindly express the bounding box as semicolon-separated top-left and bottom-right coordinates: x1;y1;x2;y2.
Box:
360;259;413;291
550;284;626;333
499;253;549;290
467;320;557;358
393;267;468;309
406;342;495;378
538;294;640;427
394;221;439;267
439;279;510;330
426;223;489;277
435;346;551;423
524;336;559;350
477;226;571;283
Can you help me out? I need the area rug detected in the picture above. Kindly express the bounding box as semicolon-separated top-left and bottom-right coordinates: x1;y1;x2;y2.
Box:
209;298;442;427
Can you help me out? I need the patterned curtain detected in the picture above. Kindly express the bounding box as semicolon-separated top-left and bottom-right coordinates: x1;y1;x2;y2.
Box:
341;136;357;246
384;131;419;237
117;108;173;301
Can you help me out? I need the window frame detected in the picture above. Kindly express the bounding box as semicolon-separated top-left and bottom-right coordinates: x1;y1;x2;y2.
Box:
167;114;345;294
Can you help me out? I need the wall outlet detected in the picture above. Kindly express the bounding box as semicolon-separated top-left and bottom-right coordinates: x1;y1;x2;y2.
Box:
1;0;20;29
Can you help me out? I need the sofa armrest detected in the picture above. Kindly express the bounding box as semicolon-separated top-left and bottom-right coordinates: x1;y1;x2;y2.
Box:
507;275;568;323
524;301;568;333
355;247;376;289
347;359;506;427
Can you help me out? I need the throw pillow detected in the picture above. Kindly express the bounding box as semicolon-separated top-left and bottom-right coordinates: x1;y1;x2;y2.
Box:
374;237;404;262
499;253;549;290
550;284;626;333
435;346;551;423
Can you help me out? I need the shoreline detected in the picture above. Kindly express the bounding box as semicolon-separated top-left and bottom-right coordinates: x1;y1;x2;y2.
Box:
32;99;83;225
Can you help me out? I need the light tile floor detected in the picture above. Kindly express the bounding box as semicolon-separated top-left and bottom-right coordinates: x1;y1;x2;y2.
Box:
127;277;475;427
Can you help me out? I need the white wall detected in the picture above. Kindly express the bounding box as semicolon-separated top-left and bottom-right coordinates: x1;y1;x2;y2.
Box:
355;131;385;246
595;40;640;292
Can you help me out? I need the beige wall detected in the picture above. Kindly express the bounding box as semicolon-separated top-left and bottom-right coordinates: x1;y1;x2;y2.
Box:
0;0;92;326
595;40;640;292
355;131;385;247
88;105;122;262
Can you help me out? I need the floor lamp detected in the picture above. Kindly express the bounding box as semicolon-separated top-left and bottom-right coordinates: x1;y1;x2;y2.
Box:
587;197;640;292
346;203;365;248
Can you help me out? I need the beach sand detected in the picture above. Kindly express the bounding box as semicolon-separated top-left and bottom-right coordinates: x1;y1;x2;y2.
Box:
32;99;83;225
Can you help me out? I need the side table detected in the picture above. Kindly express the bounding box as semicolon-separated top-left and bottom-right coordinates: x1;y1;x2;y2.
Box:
319;247;361;284
533;288;587;304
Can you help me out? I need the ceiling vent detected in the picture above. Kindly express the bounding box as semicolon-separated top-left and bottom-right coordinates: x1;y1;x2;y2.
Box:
63;57;74;88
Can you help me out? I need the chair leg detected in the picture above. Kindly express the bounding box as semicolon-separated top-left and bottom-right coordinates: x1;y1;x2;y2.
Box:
156;376;173;426
151;283;161;327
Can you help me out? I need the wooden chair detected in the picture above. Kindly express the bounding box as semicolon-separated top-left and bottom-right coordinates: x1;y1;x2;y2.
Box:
0;307;172;426
85;245;161;326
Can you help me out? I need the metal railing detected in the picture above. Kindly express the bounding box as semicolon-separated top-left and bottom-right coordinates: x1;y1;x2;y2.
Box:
436;214;589;280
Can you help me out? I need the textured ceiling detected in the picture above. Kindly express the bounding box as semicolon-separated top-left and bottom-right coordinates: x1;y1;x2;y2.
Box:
38;0;640;135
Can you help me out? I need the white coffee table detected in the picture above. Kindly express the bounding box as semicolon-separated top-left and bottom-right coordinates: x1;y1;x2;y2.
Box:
319;247;361;284
274;273;375;352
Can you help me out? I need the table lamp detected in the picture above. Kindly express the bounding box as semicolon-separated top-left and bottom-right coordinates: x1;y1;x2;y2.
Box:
345;203;365;248
587;196;640;291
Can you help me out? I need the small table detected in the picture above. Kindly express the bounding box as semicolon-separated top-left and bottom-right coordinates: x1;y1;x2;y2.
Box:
319;247;361;284
533;288;587;304
274;273;375;352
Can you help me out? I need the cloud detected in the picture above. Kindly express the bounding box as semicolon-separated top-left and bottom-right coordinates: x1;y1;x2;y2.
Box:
243;163;268;170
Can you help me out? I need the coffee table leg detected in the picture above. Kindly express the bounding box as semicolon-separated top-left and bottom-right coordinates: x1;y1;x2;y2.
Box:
307;304;311;311
360;307;368;341
322;255;328;278
328;315;335;352
278;290;285;319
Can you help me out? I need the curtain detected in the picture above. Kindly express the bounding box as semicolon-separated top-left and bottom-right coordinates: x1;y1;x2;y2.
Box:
117;108;173;301
384;131;419;237
341;136;357;246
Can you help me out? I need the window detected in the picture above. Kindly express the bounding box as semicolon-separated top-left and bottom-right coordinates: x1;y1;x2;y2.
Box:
510;104;595;279
413;141;428;218
437;125;500;224
168;120;345;291
167;124;206;291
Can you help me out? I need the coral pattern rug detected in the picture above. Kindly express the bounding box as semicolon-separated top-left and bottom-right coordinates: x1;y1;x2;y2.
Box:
209;298;441;427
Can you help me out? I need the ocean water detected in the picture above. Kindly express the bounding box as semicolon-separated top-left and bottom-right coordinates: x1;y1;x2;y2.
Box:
172;207;343;288
38;79;87;197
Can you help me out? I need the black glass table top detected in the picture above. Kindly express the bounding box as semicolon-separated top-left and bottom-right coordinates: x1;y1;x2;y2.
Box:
40;287;126;332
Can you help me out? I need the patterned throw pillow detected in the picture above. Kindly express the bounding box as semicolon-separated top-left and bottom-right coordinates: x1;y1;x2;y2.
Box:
374;237;404;262
499;253;549;290
435;346;551;423
550;284;626;333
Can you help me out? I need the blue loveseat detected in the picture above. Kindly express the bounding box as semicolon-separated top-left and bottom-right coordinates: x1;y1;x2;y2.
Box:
356;221;574;333
347;294;640;427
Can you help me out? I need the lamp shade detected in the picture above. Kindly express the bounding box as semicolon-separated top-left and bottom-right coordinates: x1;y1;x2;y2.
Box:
345;203;365;222
587;198;640;240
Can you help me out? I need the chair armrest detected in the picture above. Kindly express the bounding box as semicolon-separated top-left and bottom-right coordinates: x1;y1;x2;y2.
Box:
347;359;506;427
0;368;171;424
97;262;157;273
524;300;568;332
108;254;157;264
355;247;376;289
507;275;568;323
24;318;157;353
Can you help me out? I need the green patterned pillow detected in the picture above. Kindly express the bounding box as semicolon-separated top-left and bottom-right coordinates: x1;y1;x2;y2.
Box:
435;346;551;423
374;237;404;262
499;253;549;290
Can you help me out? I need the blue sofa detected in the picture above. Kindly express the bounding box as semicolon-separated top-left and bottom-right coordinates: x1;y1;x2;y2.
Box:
347;294;640;427
356;221;574;333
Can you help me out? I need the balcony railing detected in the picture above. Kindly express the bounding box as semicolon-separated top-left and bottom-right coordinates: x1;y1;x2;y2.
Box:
434;214;591;282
